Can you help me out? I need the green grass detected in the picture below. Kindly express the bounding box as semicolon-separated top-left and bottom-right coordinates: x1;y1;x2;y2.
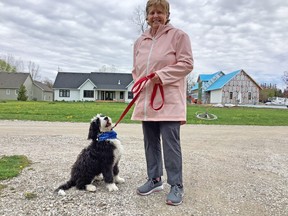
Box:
0;155;31;180
0;101;287;126
187;105;288;125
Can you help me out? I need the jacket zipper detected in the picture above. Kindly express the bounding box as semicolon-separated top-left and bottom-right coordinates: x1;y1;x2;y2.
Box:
144;37;156;120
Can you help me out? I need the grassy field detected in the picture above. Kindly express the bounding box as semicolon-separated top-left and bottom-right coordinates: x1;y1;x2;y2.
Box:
0;101;287;126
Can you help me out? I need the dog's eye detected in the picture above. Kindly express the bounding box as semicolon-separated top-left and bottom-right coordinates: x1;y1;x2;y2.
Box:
104;116;108;120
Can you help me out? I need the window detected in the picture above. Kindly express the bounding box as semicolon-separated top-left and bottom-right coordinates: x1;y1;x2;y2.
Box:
6;89;10;95
84;90;94;98
59;89;70;97
248;92;252;100
229;92;233;100
128;91;133;99
120;92;124;99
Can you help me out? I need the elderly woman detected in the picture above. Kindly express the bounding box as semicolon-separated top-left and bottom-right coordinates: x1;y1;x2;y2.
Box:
131;0;193;206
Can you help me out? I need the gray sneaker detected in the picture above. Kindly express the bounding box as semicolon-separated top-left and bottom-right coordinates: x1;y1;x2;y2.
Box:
166;185;184;206
137;179;163;196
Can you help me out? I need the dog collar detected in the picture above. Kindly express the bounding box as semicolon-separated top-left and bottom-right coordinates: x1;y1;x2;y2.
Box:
98;130;117;141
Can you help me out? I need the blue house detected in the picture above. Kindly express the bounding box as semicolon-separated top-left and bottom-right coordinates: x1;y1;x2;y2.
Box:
191;69;261;105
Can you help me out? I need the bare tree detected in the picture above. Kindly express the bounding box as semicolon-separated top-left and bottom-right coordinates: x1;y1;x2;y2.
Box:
98;64;118;72
282;71;288;87
131;5;148;34
28;60;40;80
42;78;54;89
99;65;107;72
186;73;196;94
0;54;24;72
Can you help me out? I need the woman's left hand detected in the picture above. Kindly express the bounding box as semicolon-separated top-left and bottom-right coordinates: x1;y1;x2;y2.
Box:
151;73;162;84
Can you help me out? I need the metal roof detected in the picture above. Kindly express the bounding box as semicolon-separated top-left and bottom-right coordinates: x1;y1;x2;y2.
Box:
206;70;241;91
191;83;198;91
198;71;222;82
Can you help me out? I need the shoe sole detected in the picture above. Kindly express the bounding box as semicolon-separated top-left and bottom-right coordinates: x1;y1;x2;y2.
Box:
166;192;184;206
166;200;183;206
136;185;164;196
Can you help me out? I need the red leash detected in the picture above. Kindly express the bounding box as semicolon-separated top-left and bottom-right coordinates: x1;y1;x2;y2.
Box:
113;73;164;128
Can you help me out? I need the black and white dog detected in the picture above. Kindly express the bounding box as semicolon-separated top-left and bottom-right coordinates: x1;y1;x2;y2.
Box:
55;114;124;195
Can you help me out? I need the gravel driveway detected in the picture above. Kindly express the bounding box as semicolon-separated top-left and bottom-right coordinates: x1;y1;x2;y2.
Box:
0;120;288;216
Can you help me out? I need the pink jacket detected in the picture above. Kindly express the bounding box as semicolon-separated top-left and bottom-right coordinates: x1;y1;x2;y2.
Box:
131;24;194;123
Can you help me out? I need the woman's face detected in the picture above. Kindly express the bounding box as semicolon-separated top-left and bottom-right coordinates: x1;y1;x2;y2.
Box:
147;5;168;31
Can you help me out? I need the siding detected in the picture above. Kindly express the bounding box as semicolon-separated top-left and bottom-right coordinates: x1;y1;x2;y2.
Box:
221;71;259;104
210;90;222;103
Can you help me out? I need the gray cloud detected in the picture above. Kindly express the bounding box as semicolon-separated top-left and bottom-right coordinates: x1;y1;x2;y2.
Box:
0;0;287;89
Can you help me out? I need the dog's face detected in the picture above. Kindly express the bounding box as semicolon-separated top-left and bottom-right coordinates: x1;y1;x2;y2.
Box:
88;114;113;140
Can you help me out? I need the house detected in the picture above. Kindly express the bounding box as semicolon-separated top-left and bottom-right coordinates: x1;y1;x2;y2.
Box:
191;69;262;105
33;81;53;101
53;72;134;102
0;72;53;101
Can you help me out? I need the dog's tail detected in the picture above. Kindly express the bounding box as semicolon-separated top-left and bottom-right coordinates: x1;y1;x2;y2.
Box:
54;180;75;193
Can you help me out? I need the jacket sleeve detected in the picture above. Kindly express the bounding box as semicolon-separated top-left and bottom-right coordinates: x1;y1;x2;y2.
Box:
156;30;194;85
131;40;137;81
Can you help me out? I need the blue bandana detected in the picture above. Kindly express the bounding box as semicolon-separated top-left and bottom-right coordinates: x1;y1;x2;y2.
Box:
98;130;117;141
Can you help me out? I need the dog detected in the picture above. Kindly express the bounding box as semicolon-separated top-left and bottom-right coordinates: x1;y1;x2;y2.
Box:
55;114;124;195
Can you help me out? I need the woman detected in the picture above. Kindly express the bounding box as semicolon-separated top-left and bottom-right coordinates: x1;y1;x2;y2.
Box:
131;0;193;206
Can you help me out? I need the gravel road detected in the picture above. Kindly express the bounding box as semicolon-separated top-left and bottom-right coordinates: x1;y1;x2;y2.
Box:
0;120;287;216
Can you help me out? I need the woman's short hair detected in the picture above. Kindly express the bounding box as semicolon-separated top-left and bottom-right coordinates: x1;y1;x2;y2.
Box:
146;0;170;24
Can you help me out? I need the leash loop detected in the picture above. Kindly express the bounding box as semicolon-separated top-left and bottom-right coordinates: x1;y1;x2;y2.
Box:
113;73;164;128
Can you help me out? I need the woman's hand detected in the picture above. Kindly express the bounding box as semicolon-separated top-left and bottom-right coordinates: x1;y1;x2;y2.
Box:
151;73;162;84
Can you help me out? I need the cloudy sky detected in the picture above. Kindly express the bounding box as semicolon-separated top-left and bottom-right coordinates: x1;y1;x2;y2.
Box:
0;0;287;89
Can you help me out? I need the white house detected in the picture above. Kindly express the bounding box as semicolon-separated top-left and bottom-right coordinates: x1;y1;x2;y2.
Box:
53;72;134;102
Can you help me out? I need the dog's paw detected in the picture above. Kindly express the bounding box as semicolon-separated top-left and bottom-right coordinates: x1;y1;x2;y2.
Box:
115;176;125;184
93;174;103;181
57;189;66;196
106;183;119;192
86;184;97;192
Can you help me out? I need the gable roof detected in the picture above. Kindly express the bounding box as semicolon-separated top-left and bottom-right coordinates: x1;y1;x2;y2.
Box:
34;81;53;92
53;72;133;90
0;72;30;89
206;70;241;91
197;71;223;82
191;83;199;91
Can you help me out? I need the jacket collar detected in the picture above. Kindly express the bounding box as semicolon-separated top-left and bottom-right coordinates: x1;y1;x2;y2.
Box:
142;23;174;39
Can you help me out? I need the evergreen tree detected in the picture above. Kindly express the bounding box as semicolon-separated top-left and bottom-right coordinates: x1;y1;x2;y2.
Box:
17;84;28;101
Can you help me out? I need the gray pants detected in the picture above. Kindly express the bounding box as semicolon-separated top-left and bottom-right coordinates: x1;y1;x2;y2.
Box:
142;121;182;186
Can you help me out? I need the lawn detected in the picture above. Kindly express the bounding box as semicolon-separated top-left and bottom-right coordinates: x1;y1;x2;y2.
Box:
0;155;31;180
0;101;287;126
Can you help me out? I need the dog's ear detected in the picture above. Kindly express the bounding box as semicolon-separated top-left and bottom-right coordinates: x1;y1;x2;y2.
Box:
88;118;101;140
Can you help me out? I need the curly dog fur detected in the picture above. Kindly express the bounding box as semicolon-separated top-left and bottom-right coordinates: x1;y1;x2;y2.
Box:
55;114;124;195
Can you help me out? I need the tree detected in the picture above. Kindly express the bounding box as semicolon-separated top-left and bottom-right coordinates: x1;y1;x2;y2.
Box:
282;71;288;87
0;54;41;80
0;54;24;72
28;60;40;80
283;88;288;98
17;85;28;101
259;83;284;102
0;59;17;72
131;5;148;33
98;64;118;72
42;78;53;89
